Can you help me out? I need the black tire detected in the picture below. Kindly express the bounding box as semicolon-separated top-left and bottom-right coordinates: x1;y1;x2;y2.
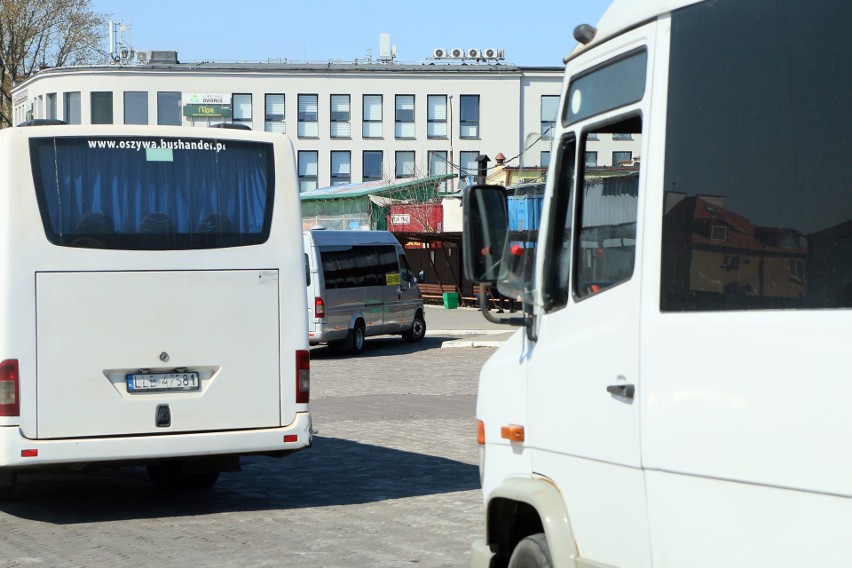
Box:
0;469;17;501
508;533;553;568
347;322;366;355
402;312;426;343
147;463;220;491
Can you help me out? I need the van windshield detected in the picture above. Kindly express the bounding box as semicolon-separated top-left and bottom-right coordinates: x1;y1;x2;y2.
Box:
30;136;274;250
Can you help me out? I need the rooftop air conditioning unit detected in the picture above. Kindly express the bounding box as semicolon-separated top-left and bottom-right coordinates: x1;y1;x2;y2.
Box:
136;50;150;64
433;48;448;59
450;48;464;59
483;48;500;59
467;48;481;59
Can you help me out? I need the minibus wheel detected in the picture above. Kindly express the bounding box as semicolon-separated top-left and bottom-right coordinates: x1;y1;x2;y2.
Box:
403;312;426;342
347;322;366;354
508;533;552;568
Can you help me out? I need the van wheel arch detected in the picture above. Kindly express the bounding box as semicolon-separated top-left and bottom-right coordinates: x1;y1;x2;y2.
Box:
485;477;579;568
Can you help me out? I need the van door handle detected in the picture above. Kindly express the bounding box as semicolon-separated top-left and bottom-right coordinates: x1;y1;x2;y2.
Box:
607;383;635;399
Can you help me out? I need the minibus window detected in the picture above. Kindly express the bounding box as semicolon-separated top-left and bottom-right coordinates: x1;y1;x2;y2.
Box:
542;135;576;312
30;136;274;250
564;50;647;126
661;0;852;311
574;118;641;300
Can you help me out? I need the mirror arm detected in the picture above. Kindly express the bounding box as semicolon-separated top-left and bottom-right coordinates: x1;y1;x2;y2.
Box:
478;284;527;327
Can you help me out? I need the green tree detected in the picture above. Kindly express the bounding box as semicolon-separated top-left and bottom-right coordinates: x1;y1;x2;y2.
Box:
0;0;106;127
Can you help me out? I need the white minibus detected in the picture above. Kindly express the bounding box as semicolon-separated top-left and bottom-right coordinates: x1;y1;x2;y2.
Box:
304;229;425;354
0;123;311;497
464;1;852;566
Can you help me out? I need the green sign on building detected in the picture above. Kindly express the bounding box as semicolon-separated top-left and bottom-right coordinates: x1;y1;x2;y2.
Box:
182;104;232;118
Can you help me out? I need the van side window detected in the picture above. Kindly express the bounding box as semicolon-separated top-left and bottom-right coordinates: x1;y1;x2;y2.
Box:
319;245;398;289
542;136;576;312
574;117;641;300
399;254;413;283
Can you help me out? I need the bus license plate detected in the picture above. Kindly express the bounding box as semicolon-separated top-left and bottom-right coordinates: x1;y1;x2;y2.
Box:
126;372;200;393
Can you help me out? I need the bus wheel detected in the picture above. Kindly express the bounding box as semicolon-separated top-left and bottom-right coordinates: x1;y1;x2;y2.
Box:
0;469;17;500
508;533;553;568
403;312;426;342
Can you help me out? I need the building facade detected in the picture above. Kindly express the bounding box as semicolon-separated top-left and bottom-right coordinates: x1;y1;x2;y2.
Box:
12;57;569;192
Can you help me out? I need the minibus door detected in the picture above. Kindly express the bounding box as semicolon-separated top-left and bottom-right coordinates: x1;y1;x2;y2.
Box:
525;75;653;565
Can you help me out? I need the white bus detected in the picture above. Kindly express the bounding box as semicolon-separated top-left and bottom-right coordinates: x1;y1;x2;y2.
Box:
0;123;311;497
464;1;852;566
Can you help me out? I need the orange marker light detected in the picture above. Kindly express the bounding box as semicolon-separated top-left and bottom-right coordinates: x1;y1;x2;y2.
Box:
476;420;485;445
500;424;525;442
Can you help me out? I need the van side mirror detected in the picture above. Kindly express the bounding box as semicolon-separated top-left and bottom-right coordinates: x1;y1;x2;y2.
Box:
463;184;509;284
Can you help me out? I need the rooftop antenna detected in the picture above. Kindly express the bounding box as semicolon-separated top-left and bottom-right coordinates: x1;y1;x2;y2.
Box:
108;20;134;64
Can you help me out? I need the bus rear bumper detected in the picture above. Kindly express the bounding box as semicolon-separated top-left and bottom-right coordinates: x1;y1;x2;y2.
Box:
0;411;312;468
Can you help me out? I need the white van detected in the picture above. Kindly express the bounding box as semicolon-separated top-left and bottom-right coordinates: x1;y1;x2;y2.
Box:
304;229;425;354
464;1;852;566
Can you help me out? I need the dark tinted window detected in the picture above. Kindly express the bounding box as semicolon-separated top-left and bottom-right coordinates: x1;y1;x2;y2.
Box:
662;0;852;311
320;245;398;289
31;136;274;250
564;50;646;125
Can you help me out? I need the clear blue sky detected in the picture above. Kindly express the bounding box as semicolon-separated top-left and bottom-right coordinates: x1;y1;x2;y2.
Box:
91;1;613;67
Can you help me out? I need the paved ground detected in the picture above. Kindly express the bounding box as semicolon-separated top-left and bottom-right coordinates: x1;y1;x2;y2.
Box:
0;319;500;567
424;304;521;347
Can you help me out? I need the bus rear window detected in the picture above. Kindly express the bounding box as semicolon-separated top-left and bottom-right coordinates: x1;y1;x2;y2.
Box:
30;136;275;250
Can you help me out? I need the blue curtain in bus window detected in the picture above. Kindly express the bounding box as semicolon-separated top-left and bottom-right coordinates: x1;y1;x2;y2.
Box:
30;136;274;249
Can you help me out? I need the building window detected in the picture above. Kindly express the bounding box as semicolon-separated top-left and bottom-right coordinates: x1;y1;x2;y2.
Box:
427;95;447;138
330;94;351;138
541;95;559;140
298;150;318;192
428;150;449;191
363;95;382;138
613;151;633;166
298;94;318;137
460;151;479;181
157;91;181;126
232;93;252;128
395;151;415;178
91;92;113;124
63;91;81;124
541;151;551;168
395;95;415;138
460;95;480;138
363;150;383;181
612;133;634;141
331;151;351;185
46;93;57;120
124;91;148;124
585;151;598;167
264;94;285;133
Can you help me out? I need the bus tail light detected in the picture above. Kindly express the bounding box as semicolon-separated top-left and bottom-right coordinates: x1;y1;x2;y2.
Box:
314;297;326;319
296;350;310;404
0;359;20;417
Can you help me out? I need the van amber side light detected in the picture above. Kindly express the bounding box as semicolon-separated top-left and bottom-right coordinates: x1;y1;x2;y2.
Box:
477;420;485;445
501;424;525;442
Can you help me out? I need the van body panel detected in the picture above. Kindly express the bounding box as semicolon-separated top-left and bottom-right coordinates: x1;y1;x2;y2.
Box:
35;270;282;439
644;470;852;568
